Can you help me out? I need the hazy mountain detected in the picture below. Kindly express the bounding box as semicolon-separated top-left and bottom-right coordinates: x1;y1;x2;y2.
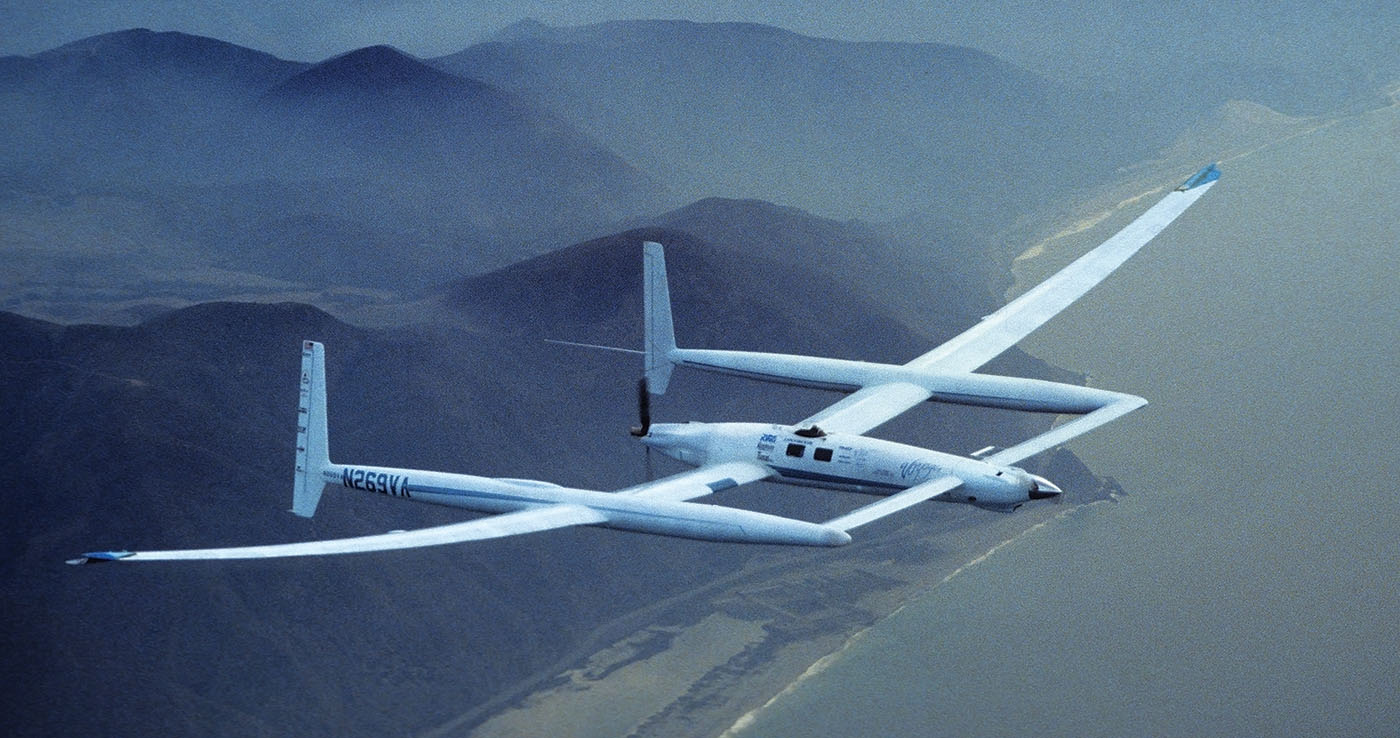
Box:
0;30;664;315
898;2;1400;118
638;197;996;332
257;44;659;233
435;20;1176;223
447;196;1019;366
0;28;304;181
268;42;480;98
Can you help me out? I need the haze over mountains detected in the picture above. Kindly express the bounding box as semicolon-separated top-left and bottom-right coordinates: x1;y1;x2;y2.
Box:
0;18;1312;324
1;28;660;318
440;20;1173;221
5;14;1397;737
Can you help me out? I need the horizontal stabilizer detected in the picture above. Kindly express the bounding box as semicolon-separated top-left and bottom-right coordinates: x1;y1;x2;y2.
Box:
545;339;644;355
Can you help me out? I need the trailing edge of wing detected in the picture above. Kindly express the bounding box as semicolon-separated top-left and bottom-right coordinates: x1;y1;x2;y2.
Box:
909;163;1220;374
616;460;773;501
825;475;964;531
67;505;608;563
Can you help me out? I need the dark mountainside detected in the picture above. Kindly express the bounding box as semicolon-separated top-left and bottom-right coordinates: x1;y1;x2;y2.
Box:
5;236;1101;735
450;197;1007;361
3;302;742;737
638;197;996;330
435;20;1177;224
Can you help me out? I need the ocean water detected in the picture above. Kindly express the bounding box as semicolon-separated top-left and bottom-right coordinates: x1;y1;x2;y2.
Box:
731;105;1400;736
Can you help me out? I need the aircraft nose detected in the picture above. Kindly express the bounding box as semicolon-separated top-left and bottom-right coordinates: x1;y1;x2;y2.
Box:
1028;473;1062;500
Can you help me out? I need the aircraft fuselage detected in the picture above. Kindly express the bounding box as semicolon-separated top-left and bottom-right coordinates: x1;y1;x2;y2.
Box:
642;422;1056;511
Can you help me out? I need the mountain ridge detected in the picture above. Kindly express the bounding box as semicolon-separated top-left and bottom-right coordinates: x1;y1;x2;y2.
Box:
435;18;1172;223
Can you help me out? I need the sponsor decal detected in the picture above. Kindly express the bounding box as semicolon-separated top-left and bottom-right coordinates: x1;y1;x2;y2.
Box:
899;460;941;483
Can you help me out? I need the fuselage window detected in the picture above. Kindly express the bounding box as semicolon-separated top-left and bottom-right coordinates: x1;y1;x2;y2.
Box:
814;447;833;462
786;443;805;458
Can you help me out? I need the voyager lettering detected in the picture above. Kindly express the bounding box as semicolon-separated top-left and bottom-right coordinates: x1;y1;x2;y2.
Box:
899;460;940;483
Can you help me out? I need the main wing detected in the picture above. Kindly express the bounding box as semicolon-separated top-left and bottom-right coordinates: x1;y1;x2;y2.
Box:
801;163;1219;437
68;504;608;563
907;163;1219;373
70;463;790;564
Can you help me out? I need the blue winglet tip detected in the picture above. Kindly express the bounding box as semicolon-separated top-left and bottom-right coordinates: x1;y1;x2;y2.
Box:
1177;162;1221;191
67;550;135;565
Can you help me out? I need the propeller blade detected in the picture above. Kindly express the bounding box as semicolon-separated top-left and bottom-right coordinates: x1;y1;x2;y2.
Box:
630;377;651;437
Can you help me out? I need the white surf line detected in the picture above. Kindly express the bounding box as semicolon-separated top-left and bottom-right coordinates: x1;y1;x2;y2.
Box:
720;497;1120;737
1018;107;1343;270
1015;187;1165;264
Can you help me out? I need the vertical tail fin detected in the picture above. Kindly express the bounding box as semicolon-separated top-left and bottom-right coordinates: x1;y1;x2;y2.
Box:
292;340;332;518
642;242;678;394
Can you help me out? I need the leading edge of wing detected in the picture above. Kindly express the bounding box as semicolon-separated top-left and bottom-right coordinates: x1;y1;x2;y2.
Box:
797;381;932;436
616;459;773;501
68;504;608;563
908;163;1219;374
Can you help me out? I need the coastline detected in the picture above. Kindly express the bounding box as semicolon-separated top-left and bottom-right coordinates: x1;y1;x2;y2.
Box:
445;478;1118;738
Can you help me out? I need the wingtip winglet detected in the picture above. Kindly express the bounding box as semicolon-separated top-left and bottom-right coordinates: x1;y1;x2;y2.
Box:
1177;162;1221;191
66;550;135;565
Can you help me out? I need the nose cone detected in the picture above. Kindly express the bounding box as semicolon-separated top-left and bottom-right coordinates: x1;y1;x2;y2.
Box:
1028;473;1062;500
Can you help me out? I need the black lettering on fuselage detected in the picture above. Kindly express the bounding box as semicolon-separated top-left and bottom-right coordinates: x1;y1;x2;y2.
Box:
341;467;410;498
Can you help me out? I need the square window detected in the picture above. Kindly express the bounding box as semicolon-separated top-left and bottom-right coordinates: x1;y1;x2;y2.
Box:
786;443;805;458
814;448;833;462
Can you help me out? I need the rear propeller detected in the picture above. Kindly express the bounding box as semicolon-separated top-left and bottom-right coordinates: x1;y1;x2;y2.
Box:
629;377;654;480
629;377;651;437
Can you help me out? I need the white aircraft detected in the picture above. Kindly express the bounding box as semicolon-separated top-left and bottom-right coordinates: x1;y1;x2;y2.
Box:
69;339;853;565
69;163;1217;564
628;163;1220;528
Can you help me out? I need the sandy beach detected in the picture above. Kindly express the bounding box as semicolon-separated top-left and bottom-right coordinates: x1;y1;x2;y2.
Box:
437;475;1116;738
